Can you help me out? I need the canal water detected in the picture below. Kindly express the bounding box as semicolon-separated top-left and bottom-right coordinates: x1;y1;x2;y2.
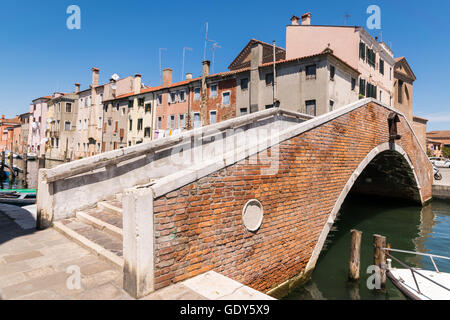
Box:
285;195;450;300
1;159;39;190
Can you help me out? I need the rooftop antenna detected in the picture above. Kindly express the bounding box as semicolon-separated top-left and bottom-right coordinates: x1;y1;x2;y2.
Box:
159;48;167;85
203;22;209;61
344;13;351;26
182;47;193;81
210;41;221;74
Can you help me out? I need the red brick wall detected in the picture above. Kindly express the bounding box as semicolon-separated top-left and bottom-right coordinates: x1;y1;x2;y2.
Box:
151;102;432;292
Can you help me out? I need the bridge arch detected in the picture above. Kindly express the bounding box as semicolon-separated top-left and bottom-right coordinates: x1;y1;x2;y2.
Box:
305;142;423;274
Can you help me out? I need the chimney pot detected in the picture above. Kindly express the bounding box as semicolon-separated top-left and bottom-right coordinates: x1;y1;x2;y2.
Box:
186;73;193;80
134;74;142;94
301;12;312;25
75;83;80;93
290;15;300;25
163;68;173;86
202;61;210;78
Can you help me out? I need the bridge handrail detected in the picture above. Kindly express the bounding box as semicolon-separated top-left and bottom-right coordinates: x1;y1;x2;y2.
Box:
42;108;312;183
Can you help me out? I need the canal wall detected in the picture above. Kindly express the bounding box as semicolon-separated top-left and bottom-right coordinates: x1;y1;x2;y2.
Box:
432;184;450;200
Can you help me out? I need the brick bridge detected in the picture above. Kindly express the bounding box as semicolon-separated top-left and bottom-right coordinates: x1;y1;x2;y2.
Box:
37;98;432;298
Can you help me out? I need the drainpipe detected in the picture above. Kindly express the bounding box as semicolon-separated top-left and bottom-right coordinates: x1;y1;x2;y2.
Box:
273;40;278;107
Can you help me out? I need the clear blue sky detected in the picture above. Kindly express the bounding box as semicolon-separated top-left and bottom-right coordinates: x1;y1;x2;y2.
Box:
0;0;448;131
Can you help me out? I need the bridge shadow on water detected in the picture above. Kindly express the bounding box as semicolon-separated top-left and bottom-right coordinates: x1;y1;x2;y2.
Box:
284;192;450;300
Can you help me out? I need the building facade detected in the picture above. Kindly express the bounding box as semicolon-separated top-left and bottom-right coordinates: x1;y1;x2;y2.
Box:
286;13;395;107
46;92;79;161
28;96;50;156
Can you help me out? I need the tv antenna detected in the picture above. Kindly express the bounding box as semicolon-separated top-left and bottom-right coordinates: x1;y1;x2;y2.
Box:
182;47;193;81
159;48;167;85
210;42;221;74
203;22;209;61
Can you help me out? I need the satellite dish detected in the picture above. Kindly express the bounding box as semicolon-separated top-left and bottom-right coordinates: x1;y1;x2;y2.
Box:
111;74;120;81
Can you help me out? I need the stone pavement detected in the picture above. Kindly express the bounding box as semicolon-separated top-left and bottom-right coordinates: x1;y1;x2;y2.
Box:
0;205;132;300
434;167;450;186
0;205;274;300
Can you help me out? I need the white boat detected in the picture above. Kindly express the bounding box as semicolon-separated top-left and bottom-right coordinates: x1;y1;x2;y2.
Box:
385;248;450;300
26;152;37;160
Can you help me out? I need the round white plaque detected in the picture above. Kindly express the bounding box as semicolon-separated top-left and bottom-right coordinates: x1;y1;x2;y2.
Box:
242;199;264;232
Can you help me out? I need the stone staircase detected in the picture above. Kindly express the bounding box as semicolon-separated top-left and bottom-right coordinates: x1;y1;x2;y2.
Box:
53;194;124;269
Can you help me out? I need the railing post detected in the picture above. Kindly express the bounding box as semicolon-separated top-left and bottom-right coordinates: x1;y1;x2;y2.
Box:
123;187;155;299
373;234;387;289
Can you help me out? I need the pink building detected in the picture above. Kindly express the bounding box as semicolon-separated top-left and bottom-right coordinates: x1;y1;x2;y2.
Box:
28;96;51;156
286;13;395;107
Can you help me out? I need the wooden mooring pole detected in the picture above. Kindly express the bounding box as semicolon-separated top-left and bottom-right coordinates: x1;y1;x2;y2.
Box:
373;234;387;289
8;150;14;189
348;229;362;281
23;152;28;189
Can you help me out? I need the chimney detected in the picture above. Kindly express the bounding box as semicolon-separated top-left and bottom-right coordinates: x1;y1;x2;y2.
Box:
290;15;300;25
163;68;172;86
186;73;193;80
75;83;80;93
92;67;100;87
134;74;142;94
202;61;210;78
301;12;311;25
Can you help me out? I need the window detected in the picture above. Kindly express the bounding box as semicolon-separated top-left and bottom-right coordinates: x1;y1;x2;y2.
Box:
306;65;316;80
305;100;316;116
169;92;176;103
121;108;126;116
115;121;118;133
241;78;249;90
265;73;274;85
194;88;201;100
194;113;200;128
240;108;248;115
98;117;102;129
56;138;59;148
138;98;145;107
179;90;185;102
169;115;176;129
84;98;88;107
129;119;133;131
64;121;71;131
210;85;218;97
351;78;356;91
128;100;133;108
157;117;162;129
137;118;143;131
367;48;376;68
179;114;185;128
379;90;382;101
390;67;392;80
265;105;273;109
145;103;151;113
367;83;377;99
222;92;230;106
144;127;151;137
359;78;366;96
84;119;87;130
210;111;217;124
157;94;162;105
103;104;108;112
329;100;334;112
359;42;366;60
330;65;335;81
66;103;72;113
398;80;403;104
100;94;103;103
78;119;81;130
379;59;385;75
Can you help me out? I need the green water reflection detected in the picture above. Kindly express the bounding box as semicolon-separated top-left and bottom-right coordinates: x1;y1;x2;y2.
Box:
285;196;450;300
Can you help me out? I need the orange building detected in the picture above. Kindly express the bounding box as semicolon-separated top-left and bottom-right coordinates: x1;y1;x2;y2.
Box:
0;115;21;152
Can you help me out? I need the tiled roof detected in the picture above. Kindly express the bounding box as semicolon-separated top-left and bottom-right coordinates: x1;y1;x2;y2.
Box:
427;131;450;139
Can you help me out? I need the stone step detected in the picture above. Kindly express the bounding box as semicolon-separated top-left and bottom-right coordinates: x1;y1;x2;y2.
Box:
53;218;124;269
76;209;123;240
98;200;122;215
